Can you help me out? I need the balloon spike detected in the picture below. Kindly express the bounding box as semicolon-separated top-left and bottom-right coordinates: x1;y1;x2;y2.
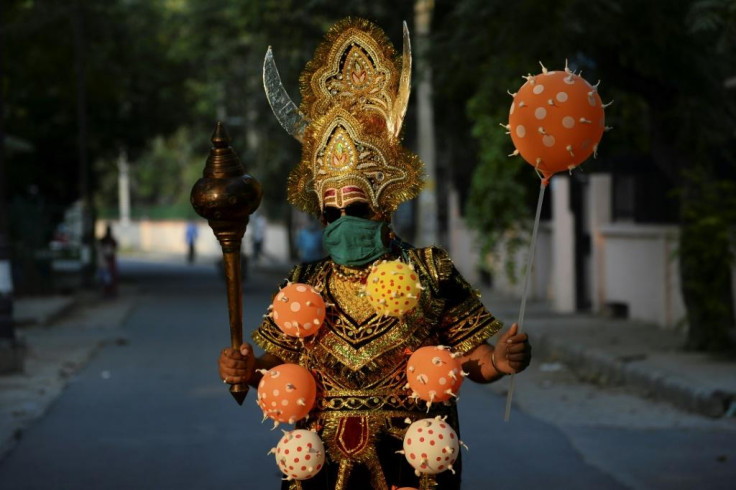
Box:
566;145;574;157
537;127;547;135
580;117;592;124
605;126;614;132
507;89;517;97
538;61;548;74
564;58;571;73
602;100;614;108
508;149;520;157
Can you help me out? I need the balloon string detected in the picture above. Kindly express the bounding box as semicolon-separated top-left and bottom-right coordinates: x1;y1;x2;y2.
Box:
504;181;547;422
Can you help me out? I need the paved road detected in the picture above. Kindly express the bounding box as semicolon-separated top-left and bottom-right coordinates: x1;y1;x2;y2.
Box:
0;258;732;489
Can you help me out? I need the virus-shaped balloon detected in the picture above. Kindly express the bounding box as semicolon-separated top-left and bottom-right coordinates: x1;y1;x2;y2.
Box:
505;61;610;182
269;282;326;338
269;429;325;481
364;260;423;317
405;346;465;411
398;416;463;476
257;363;317;427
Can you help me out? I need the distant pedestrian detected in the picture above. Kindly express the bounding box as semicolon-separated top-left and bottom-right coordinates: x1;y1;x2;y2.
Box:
98;224;118;297
296;220;323;262
185;221;198;264
251;212;266;263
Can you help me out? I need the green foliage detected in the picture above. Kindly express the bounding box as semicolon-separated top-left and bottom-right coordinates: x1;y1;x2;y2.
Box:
463;110;529;281
678;168;736;351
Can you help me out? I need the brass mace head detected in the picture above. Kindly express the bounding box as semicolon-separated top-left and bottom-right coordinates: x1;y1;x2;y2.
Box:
190;122;263;249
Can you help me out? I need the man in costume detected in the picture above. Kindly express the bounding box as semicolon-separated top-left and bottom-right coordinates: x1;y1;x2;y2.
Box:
218;18;532;490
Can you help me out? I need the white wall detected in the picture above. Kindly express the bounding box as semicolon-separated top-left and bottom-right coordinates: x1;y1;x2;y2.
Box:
96;219;290;263
599;224;686;328
447;187;553;302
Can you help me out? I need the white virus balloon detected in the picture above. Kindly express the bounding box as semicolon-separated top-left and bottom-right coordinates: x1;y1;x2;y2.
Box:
269;429;325;481
398;417;463;476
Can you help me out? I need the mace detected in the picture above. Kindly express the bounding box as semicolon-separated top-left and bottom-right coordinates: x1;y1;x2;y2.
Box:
190;122;262;405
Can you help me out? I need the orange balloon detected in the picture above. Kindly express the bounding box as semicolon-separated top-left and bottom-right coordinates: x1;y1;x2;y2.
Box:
271;283;326;338
508;69;606;181
406;346;464;408
257;363;317;425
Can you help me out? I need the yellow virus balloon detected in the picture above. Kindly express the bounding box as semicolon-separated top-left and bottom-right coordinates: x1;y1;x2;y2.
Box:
365;260;422;317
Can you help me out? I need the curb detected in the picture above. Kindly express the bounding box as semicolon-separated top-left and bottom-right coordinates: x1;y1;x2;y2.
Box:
13;296;79;327
535;332;733;418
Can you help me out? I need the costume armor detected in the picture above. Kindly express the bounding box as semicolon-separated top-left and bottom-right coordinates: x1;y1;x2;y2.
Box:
253;248;501;489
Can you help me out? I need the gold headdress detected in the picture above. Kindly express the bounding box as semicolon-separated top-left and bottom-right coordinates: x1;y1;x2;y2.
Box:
263;18;424;216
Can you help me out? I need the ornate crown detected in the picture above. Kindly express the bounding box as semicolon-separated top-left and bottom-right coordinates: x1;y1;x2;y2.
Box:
263;18;424;217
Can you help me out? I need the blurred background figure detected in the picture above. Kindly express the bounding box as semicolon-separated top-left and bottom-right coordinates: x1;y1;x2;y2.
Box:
185;221;198;264
296;219;323;263
98;224;118;297
250;212;266;264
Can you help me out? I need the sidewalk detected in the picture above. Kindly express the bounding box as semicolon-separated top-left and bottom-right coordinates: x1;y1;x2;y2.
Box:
0;287;137;461
480;288;736;419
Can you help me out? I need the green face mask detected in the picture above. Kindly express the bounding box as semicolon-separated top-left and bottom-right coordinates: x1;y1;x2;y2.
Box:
322;216;389;267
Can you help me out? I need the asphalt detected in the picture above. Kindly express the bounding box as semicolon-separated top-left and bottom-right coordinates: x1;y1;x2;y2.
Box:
1;258;734;462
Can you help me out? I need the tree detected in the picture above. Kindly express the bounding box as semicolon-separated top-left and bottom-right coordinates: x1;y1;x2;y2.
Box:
3;0;194;230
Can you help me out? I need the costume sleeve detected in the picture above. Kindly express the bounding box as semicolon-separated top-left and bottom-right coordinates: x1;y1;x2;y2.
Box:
433;249;503;354
251;267;303;364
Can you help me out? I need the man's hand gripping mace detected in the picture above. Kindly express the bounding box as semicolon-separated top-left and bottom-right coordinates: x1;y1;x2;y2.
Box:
191;123;262;405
